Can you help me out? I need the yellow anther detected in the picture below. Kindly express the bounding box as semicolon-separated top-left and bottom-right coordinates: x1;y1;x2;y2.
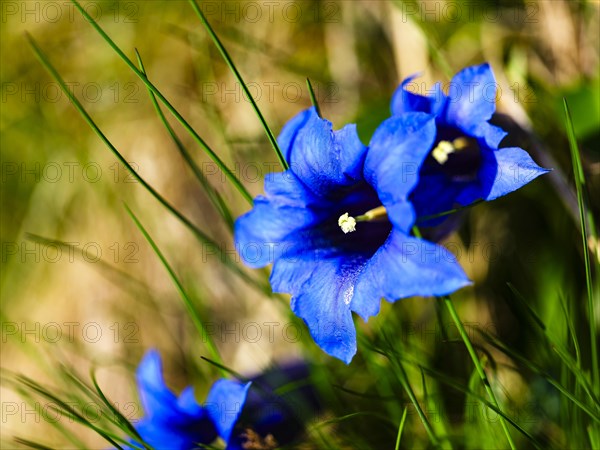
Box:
338;213;357;234
432;140;455;164
432;137;470;164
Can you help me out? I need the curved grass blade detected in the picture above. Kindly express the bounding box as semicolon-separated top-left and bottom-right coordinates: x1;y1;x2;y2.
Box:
26;34;267;294
3;376;88;449
188;0;288;170
564;98;598;392
13;437;55;450
394;407;408;450
381;333;442;448
306;77;322;118
506;284;598;405
135;49;234;230
14;375;128;449
332;384;396;401
58;366;150;448
363;340;546;449
416;200;484;223
416;223;514;447
25;232;152;297
125;205;225;375
442;295;517;450
89;370;150;449
559;296;582;370
477;329;600;422
181;24;327;81
507;283;546;331
66;0;252;204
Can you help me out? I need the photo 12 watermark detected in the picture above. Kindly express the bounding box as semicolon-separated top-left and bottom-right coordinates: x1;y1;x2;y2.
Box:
201;321;303;344
1;1;139;24
1;81;140;104
401;80;536;105
199;81;339;105
396;1;539;25
199;1;341;24
1;321;140;344
1;400;139;425
1;161;140;184
2;241;140;264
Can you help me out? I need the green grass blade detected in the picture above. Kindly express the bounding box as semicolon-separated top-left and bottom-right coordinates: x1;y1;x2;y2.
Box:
134;49;234;230
13;437;56;450
125;205;225;376
559;296;582;373
507;283;547;331
66;0;252;204
369;336;546;447
14;375;128;449
25;233;151;294
416;200;484;223
4;377;88;449
89;370;149;448
383;337;441;448
394;407;408;450
477;329;600;422
506;285;598;405
26;34;265;293
368;341;546;448
564;98;598;393
442;296;516;450
306;77;322;118
188;0;288;171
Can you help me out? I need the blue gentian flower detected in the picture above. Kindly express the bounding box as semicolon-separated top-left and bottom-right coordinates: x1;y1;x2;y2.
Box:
235;108;470;364
225;361;322;449
391;63;549;221
129;350;250;450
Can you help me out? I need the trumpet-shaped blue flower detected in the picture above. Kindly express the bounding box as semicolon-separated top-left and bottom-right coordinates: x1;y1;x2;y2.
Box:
129;350;250;450
226;361;322;449
235;108;470;364
391;63;549;221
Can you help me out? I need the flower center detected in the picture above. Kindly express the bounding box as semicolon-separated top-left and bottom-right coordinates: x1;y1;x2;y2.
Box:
338;205;388;233
430;134;481;181
431;137;470;164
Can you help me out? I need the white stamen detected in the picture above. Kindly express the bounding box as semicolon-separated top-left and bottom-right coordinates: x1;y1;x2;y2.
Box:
432;140;455;165
338;212;357;234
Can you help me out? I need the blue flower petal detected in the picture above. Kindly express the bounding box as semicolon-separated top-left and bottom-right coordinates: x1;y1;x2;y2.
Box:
287;109;367;197
133;420;200;450
479;123;508;149
287;257;359;364
234;197;321;268
264;170;319;207
177;386;203;416
136;349;178;421
206;379;252;445
391;74;446;116
134;351;217;448
351;231;471;320
365;113;437;233
460;146;550;202
443;63;500;141
277;108;313;162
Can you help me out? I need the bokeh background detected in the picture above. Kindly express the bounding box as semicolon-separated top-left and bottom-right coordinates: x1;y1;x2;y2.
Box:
1;0;598;448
